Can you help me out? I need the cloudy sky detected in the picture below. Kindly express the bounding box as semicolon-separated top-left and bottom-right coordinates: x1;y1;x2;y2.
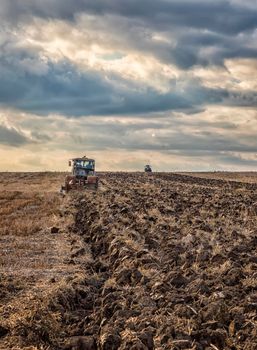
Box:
0;0;257;171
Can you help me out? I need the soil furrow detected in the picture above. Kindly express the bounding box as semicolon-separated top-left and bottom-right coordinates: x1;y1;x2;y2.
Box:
63;173;257;350
1;172;256;350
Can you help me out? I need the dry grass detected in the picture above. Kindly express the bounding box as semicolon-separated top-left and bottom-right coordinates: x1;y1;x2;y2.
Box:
0;172;89;350
0;173;65;272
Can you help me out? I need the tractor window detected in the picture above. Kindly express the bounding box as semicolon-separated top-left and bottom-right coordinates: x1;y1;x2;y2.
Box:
73;160;94;169
83;161;94;169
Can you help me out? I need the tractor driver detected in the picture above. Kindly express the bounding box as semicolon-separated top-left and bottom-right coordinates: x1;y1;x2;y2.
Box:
85;160;94;170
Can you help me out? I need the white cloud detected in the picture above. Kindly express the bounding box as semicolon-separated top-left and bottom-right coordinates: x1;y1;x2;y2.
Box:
192;58;257;92
10;16;181;92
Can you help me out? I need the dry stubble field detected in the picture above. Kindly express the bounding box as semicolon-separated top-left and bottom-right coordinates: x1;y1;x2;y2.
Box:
0;172;257;350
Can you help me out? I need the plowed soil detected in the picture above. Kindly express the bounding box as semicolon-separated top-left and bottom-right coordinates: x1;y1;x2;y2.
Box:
1;172;257;350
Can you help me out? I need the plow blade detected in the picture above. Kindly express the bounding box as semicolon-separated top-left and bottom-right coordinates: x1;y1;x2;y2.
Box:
63;175;98;192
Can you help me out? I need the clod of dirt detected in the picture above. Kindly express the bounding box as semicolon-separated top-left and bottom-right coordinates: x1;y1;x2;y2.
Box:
171;339;192;349
63;336;96;350
166;272;188;287
51;226;60;234
71;248;86;258
0;325;8;337
99;332;121;350
202;301;229;323
138;330;154;349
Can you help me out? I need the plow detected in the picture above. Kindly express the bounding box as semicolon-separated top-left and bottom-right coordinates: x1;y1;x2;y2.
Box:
61;156;99;193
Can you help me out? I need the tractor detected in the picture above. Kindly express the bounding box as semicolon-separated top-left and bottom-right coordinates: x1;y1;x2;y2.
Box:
61;156;99;192
144;164;152;173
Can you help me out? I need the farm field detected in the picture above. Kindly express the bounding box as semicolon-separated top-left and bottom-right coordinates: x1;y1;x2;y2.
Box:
179;172;257;184
0;172;257;350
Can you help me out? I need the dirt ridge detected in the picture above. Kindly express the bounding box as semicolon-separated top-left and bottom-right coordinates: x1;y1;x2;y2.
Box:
61;173;257;349
1;172;257;350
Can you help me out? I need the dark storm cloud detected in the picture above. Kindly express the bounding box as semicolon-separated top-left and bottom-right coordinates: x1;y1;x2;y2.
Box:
0;49;113;115
0;0;256;145
218;153;257;167
65;117;257;155
228;91;257;107
0;48;230;116
1;0;256;69
0;0;256;171
1;0;256;35
153;134;257;153
91;130;257;153
0;41;254;118
0;124;31;146
165;32;257;68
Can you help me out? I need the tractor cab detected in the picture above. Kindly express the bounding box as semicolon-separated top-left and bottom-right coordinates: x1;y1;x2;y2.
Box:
70;157;95;177
144;164;152;173
62;156;98;193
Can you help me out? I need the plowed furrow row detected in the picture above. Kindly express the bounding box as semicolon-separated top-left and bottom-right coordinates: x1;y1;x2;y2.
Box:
63;173;257;350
